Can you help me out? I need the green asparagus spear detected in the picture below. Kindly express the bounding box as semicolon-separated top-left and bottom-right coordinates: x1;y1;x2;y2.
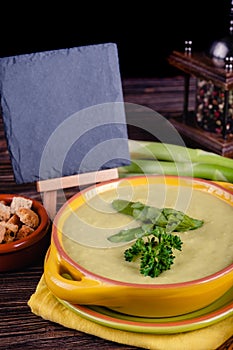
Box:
111;199;166;224
109;199;204;278
109;199;204;243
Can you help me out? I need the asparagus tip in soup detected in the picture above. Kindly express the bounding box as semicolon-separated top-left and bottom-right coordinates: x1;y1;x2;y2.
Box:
109;199;204;278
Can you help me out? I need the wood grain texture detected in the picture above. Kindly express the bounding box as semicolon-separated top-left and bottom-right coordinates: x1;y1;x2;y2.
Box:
0;76;232;349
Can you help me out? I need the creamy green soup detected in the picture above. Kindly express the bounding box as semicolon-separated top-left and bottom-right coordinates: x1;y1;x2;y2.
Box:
62;183;233;284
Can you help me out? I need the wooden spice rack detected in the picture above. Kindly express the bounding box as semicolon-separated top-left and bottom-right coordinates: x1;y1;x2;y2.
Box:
167;51;233;157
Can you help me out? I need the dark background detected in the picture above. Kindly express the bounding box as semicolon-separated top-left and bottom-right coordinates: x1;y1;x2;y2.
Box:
0;2;231;78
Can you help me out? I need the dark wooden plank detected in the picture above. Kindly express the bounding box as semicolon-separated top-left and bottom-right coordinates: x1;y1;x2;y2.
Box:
122;75;196;118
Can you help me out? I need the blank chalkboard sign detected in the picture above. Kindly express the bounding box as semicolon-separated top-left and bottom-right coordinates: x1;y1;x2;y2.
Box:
0;43;130;185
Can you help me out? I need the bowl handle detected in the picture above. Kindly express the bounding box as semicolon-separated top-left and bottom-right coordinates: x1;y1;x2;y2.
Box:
44;245;108;304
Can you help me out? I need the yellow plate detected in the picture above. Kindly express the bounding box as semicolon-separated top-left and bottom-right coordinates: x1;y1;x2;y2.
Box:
58;285;233;334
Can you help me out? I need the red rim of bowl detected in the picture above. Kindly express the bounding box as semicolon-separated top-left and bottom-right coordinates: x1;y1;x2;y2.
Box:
0;194;50;254
52;175;233;289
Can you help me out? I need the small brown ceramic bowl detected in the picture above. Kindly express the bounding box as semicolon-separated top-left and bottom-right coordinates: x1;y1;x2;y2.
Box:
0;194;51;272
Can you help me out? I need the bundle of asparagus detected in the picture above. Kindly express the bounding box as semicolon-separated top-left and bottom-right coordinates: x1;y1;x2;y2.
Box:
118;139;233;182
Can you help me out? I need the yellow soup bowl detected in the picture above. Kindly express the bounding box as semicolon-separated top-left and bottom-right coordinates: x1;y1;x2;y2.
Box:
44;175;233;317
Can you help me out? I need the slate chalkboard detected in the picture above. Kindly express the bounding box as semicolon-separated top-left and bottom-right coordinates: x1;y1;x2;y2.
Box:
0;43;130;184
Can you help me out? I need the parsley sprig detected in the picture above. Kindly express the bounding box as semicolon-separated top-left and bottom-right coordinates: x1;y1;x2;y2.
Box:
124;226;182;278
108;199;204;278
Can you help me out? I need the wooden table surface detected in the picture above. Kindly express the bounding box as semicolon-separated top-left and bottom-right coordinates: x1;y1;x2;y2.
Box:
0;76;232;349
